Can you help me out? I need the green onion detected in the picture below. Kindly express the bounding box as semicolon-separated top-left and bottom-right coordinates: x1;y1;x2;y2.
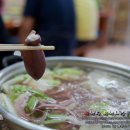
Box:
89;102;108;115
10;85;56;103
25;96;38;113
44;114;71;125
44;119;65;125
53;68;84;80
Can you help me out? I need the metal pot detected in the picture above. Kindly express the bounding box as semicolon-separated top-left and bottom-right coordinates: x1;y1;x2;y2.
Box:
0;56;130;130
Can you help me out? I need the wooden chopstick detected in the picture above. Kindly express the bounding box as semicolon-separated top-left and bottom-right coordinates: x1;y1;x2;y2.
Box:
0;44;24;46
0;44;55;51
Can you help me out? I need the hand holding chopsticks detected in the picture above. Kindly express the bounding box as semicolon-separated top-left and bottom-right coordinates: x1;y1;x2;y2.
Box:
0;44;55;51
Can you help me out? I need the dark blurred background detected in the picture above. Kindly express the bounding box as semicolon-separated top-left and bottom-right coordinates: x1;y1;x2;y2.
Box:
1;0;130;69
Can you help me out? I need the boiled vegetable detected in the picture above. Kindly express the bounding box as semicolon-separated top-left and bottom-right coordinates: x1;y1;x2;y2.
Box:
53;68;84;81
44;114;72;125
10;85;56;103
25;96;38;113
0;93;17;115
89;102;108;115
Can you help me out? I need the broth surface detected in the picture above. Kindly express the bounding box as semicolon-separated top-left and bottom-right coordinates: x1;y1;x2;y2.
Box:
1;66;130;130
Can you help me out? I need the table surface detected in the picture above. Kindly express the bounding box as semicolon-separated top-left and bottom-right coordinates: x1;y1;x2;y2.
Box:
86;44;130;66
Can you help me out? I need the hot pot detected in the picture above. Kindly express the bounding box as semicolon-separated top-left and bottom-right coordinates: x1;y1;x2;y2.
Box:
0;56;130;130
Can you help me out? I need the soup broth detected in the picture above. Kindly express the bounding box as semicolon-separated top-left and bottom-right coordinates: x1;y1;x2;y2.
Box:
0;66;130;130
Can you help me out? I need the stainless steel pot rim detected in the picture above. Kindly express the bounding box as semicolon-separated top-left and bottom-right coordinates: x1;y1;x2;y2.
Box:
1;56;130;76
0;56;130;130
0;109;53;130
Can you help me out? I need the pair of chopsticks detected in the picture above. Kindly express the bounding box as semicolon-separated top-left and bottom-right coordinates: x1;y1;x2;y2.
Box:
0;44;55;51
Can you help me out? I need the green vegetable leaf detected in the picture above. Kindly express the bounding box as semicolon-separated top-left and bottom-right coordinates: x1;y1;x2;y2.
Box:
89;102;108;115
44;119;65;125
24;96;38;113
53;68;84;80
10;85;56;103
44;114;70;125
36;79;61;91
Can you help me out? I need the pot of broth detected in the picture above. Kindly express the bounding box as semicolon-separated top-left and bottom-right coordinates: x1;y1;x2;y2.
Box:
0;56;130;130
